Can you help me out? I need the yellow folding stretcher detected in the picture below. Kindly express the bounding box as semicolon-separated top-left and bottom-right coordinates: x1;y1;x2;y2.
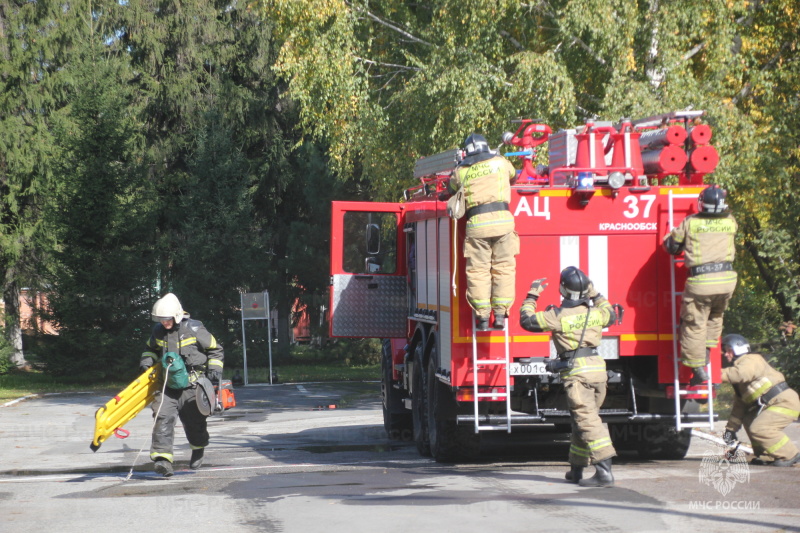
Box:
90;364;161;451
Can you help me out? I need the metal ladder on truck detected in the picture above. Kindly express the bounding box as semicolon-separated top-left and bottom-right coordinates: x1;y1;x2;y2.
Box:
471;317;512;434
668;190;715;431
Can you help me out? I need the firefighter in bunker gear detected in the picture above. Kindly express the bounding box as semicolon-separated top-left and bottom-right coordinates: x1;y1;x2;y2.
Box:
721;334;800;466
663;185;737;385
139;293;224;476
519;267;618;487
449;133;519;330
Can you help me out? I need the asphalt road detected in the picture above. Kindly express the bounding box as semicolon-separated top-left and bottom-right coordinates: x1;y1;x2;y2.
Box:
1;381;799;533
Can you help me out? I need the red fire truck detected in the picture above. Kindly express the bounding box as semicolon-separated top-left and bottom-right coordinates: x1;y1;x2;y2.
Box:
330;110;721;462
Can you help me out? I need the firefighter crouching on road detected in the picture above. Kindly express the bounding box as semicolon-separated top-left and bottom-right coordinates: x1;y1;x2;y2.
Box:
663;185;737;386
721;334;800;467
449;133;519;331
519;267;618;487
139;293;224;477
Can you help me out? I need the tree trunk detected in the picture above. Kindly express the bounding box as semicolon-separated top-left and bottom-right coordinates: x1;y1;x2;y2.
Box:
2;279;28;368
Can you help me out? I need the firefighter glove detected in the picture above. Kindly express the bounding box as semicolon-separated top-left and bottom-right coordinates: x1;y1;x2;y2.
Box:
139;360;153;373
723;429;737;445
527;278;548;299
587;282;600;299
207;368;222;385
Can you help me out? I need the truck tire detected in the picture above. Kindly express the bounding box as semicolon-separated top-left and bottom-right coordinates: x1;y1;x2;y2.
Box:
411;344;431;456
609;422;691;460
637;423;692;460
381;340;412;441
426;347;481;463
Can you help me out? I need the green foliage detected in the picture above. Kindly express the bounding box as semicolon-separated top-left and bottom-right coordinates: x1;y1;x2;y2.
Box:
0;327;13;375
772;337;800;392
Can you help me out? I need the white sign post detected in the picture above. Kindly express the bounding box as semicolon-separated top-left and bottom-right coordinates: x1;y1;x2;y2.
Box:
240;291;273;385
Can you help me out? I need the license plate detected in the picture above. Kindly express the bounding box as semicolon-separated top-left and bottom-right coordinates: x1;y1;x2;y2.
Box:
510;361;548;375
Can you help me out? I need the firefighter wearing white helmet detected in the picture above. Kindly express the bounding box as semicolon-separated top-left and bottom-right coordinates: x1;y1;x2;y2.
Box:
721;334;800;466
663;185;737;385
139;293;224;477
519;267;620;487
449;132;519;331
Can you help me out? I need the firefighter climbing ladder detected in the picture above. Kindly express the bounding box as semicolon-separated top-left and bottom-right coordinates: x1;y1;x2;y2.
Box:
668;190;715;431
471;318;512;433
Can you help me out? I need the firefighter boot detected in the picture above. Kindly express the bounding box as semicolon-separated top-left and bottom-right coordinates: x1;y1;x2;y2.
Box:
475;316;490;332
154;458;174;477
492;314;506;330
190;448;205;470
690;366;709;386
565;465;584;483
770;452;800;467
578;459;614;487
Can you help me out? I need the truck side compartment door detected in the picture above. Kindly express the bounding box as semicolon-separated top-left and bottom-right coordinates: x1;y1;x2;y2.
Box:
330;201;407;338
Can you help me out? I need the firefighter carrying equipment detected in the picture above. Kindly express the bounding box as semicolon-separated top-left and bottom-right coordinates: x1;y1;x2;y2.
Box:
195;376;217;416
163;351;190;389
91;364;161;451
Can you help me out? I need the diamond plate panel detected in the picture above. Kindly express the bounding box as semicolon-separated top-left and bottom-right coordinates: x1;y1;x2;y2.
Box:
549;336;620;359
332;274;407;338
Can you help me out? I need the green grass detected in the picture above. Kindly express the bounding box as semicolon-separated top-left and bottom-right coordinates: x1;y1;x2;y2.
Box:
245;363;380;384
0;369;127;402
1;353;380;402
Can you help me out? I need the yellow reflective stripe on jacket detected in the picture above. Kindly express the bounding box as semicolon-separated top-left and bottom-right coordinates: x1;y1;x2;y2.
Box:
208;335;218;349
765;435;791;455
179;337;197;348
744;380;773;404
687;273;738;285
766;405;800;419
155;339;167;348
562;357;606;377
207;358;223;369
467;212;514;226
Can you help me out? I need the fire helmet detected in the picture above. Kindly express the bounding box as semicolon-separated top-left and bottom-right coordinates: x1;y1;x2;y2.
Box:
721;333;750;357
560;266;590;301
698;185;728;215
463;133;490;157
152;293;186;324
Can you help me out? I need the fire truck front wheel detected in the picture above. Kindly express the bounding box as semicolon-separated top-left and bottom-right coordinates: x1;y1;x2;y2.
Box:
381;340;412;441
426;347;481;463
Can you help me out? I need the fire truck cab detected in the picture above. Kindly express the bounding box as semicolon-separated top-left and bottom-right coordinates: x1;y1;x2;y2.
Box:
330;111;721;462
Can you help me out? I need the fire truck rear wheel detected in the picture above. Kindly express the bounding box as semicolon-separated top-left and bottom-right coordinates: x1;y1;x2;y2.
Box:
426;349;481;463
637;423;691;460
411;345;431;457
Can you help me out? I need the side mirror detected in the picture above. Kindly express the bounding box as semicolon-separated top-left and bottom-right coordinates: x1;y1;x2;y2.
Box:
366;223;380;255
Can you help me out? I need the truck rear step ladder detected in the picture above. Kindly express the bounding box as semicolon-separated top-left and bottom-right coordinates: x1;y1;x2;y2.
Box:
668;190;715;431
472;317;512;433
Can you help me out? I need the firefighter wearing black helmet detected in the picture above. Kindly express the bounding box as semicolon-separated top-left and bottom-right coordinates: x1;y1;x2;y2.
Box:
519;267;619;487
449;133;518;331
720;334;800;466
663;185;737;385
